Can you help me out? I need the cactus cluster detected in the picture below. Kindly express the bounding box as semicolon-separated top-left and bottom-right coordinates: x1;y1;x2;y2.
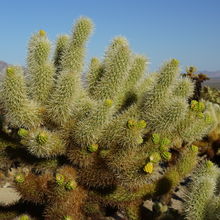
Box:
0;17;218;220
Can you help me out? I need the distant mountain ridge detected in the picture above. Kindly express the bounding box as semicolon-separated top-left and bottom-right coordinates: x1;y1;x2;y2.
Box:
0;61;8;72
198;71;220;78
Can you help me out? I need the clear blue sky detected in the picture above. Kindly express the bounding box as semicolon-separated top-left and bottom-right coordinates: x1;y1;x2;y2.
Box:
0;0;220;72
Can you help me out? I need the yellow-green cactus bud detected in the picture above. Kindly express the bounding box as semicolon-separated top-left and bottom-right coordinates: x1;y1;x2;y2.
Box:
149;152;161;163
15;174;24;183
190;100;205;112
36;132;48;145
88;143;99;152
19;215;30;220
161;151;172;161
190;145;198;152
198;102;205;112
153;202;168;213
55;173;65;186
99;149;110;158
160;137;171;147
112;36;128;46
6;66;15;75
143;162;154;173
104;99;113;107
127;119;137;129
137;120;147;129
18;128;29;137
137;136;143;144
159;145;168;152
152;133;160;144
190;100;198;111
63;216;72;220
204;114;213;124
65;180;77;190
171;58;179;66
197;112;204;119
39;29;46;36
205;160;213;168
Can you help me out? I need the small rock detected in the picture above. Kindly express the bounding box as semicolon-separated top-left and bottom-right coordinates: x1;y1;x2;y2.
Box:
143;200;153;211
0;187;21;205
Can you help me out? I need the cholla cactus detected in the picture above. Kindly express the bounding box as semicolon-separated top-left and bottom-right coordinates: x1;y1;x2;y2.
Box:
184;160;220;220
0;17;217;220
193;100;220;161
202;86;220;105
183;66;210;101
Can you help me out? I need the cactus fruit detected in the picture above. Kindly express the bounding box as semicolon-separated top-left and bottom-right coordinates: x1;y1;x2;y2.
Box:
87;143;99;152
15;174;25;183
55;173;65;186
149;152;161;163
0;17;218;220
63;216;72;220
65;180;77;191
19;214;30;220
17;128;29;137
143;162;154;173
152;133;160;144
